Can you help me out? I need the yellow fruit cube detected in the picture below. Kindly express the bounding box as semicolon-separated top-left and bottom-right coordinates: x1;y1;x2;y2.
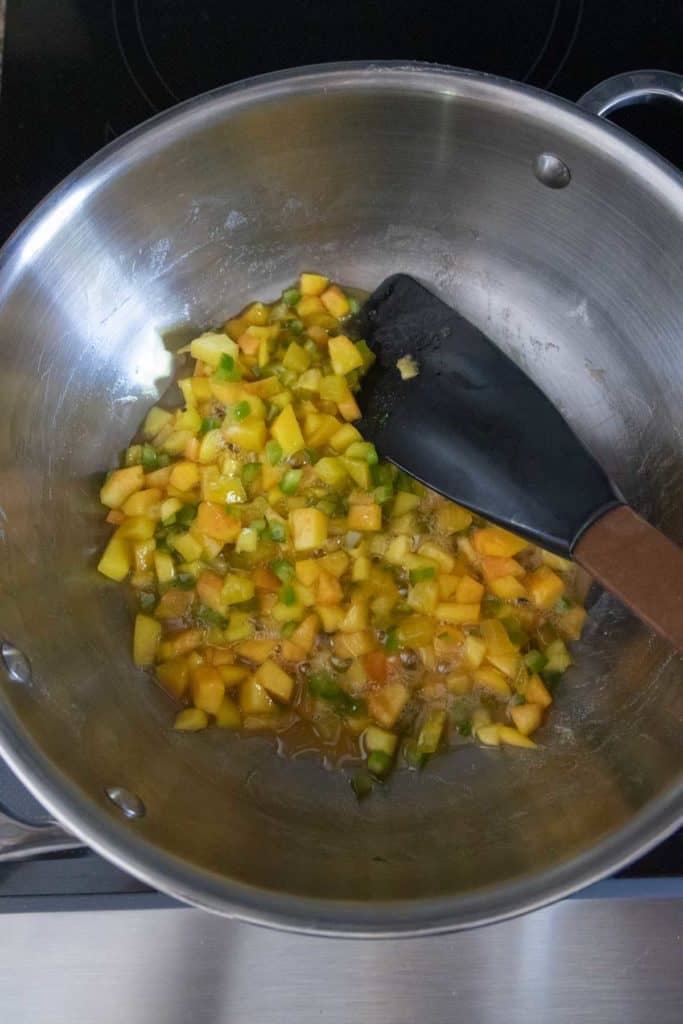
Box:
215;696;242;728
313;456;348;487
169;531;204;562
407;580;439;615
436;502;472;533
472;665;511;697
191;664;225;715
100;465;145;509
477;724;501;746
239;677;275;714
525;566;565;609
524;674;553;708
417;541;455;572
169;461;200;492
367;683;409;729
498;725;536;749
223;418;267;453
282;341;311;373
318;605;345;631
153;550;176;585
254;659;294;703
464;635;486;668
300;272;329;296
347;503;382;532
328;335;363;376
174;708;209;731
271;404;305;456
143;406;173;439
189;331;239;368
122;488;162;517
97;535;131;581
489;575;528;601
195;502;241;542
321;286;351;318
455;575;485;602
221;574;255;605
436;602;481;624
133;614;162;666
472;526;528;557
510;702;543;736
155;658;190;699
291;507;328;550
235;638;278;664
329;423;363;452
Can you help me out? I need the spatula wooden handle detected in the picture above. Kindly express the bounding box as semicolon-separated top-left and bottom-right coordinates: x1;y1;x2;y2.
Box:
574;505;683;652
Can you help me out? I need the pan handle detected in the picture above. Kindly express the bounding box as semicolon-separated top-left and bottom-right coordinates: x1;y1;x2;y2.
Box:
577;69;683;118
0;805;85;862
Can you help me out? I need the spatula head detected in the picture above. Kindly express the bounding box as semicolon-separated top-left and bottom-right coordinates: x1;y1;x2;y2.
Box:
357;274;621;554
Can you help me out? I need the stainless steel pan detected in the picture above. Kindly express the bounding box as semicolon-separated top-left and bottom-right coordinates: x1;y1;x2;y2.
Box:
0;64;681;935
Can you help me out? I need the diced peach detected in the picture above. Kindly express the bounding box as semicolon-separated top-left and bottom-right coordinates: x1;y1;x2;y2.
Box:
472;526;528;557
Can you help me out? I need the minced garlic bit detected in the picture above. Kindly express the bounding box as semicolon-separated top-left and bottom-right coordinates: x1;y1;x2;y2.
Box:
396;354;419;380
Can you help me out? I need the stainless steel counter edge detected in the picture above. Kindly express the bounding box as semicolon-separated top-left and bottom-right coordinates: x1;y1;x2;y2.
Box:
1;897;682;1024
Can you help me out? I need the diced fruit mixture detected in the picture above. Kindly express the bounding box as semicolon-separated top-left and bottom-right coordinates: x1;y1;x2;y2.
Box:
98;273;589;796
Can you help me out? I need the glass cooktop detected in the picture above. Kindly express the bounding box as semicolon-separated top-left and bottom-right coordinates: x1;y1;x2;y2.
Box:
0;0;680;907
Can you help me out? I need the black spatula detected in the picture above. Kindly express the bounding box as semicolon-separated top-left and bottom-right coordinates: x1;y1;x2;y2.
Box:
357;274;683;651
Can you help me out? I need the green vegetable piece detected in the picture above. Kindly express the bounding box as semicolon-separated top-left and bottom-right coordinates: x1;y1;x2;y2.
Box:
384;627;400;652
141;443;158;470
280;468;302;495
281;620;298;638
172;572;196;590
554;596;573;613
138;591;157;612
371;462;393;487
265;440;283;465
282;287;301;307
351;770;373;800
270;558;294;583
232;400;251;421
483;595;505;616
367;750;392;778
541;669;563;690
403;738;427;770
197;605;228;628
199;416;221;436
308;672;363;714
249;518;267;534
286;318;304;335
157;452;171;468
241;462;262;485
409;566;436;585
175;504;197;527
501;616;529;648
374;484;394;505
457;719;473;737
304;447;319;464
268;521;286;543
214;353;242;381
354;337;375;368
279;584;296;605
510;693;526;706
524;649;548;673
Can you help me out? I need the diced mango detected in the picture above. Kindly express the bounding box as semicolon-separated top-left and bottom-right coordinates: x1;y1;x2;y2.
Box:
195;502;241;542
436;602;481;624
472;526;528;558
489;575;528;601
300;272;329;296
271;404;305;456
169;461;200;492
290;507;328;551
510;702;543;736
321;286;351;318
191;664;225;714
239;677;275;714
97;535;131;581
498;725;536;749
526;566;565;609
367;683;409;729
254;659;294;703
347;503;382;532
156;658;190;699
221;574;255;605
133;614;162;666
174;708;209;731
328;335;363;376
472;664;511;697
100;465;145;509
189;331;239;368
455;575;485;602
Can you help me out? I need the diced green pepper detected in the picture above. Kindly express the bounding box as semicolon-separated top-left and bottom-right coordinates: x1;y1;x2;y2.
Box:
175;504;197;527
282;287;301;307
265;440;283;465
141;443;158;470
268;521;286;542
232;400;251;421
409;566;435;585
241;462;262;486
172;572;196;590
270;558;294;583
214;353;242;381
199;416;221;436
524;649;548;673
308;672;364;714
280;468;302;495
197;605;228;628
351;770;373;799
367;750;392;777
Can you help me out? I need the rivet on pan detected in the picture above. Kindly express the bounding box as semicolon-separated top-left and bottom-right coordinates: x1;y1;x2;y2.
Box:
533;153;571;189
0;642;32;684
105;786;146;820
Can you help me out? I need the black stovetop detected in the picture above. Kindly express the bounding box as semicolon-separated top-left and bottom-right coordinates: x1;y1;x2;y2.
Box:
0;1;681;906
